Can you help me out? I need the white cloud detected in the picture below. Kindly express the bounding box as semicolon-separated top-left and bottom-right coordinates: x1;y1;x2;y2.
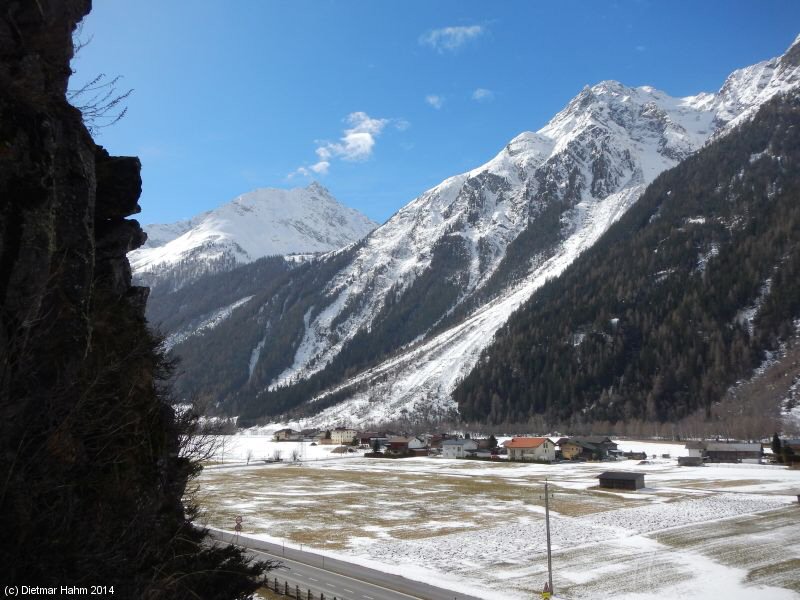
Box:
317;112;388;162
425;94;445;109
291;111;390;178
310;161;329;175
420;25;484;53
472;88;494;102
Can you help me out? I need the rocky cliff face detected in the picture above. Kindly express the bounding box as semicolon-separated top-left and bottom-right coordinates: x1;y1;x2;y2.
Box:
0;1;261;594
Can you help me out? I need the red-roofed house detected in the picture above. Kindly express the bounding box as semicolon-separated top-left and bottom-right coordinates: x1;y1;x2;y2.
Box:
503;437;556;463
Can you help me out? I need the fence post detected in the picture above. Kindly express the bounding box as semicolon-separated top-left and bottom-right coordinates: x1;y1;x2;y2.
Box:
307;590;312;600
284;581;289;595
274;577;278;592
296;585;300;599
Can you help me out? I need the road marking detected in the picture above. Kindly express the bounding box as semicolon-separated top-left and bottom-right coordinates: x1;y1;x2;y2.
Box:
344;589;354;593
363;596;374;599
309;577;318;582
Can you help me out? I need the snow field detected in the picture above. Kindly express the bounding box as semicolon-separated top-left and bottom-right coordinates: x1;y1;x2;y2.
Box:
197;439;800;599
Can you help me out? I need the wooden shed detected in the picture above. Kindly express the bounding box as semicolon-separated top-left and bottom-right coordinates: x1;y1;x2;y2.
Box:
597;471;645;490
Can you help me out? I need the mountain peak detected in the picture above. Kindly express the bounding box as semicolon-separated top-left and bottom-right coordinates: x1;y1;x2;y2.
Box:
129;185;377;289
591;79;627;93
306;181;331;196
780;33;800;68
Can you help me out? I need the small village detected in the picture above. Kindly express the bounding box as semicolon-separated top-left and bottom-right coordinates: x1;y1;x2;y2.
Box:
198;429;800;599
271;427;800;482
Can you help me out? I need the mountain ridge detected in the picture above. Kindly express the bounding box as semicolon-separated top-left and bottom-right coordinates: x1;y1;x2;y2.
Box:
165;36;800;427
130;182;377;290
454;90;800;426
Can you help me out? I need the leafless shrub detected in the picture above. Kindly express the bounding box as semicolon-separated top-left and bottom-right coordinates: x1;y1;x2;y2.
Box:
69;23;133;134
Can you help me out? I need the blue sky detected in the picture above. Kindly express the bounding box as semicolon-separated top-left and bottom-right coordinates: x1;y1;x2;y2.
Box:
72;1;800;226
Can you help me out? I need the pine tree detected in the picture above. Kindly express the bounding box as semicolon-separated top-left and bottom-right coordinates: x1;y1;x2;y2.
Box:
772;432;783;462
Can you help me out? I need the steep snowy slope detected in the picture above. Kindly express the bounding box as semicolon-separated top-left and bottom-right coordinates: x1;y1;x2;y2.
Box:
454;90;800;425
268;84;715;391
285;36;800;427
129;182;377;289
172;37;800;426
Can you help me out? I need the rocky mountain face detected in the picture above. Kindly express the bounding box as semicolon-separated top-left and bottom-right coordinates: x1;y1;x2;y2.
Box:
455;90;800;427
130;182;377;291
170;37;800;427
0;1;261;594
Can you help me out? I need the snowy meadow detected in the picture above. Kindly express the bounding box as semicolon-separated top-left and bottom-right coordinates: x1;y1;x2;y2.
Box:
196;438;800;600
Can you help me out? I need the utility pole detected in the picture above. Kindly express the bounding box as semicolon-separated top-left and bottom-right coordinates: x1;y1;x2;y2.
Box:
544;480;553;596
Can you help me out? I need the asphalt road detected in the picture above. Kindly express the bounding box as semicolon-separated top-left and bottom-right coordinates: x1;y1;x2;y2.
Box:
206;528;484;600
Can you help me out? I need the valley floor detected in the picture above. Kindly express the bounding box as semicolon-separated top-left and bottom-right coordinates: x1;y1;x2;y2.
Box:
196;440;800;600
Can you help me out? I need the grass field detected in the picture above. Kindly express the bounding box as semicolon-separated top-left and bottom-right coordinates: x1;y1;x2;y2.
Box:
196;441;800;600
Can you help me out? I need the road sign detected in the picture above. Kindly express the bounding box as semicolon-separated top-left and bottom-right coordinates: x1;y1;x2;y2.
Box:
542;581;551;599
235;515;243;524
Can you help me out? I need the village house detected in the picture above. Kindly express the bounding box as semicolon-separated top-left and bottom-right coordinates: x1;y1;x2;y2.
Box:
426;433;449;449
386;436;410;455
575;436;617;457
273;428;301;441
359;431;382;446
330;427;359;445
384;436;428;456
503;437;556;462
299;428;320;441
441;438;478;459
408;436;428;452
416;433;437;447
560;439;595;460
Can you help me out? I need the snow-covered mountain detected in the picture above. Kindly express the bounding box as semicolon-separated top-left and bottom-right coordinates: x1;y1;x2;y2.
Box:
129;182;377;289
171;36;800;427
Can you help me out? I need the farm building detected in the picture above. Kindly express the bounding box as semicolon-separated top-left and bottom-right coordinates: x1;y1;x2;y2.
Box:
597;471;646;490
682;441;763;463
704;442;762;463
684;441;705;458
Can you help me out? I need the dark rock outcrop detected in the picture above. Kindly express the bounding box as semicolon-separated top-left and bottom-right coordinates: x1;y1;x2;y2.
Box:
0;1;265;596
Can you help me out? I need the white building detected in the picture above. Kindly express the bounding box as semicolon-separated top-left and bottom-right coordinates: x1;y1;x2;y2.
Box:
330;427;359;445
502;437;556;462
441;439;478;459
